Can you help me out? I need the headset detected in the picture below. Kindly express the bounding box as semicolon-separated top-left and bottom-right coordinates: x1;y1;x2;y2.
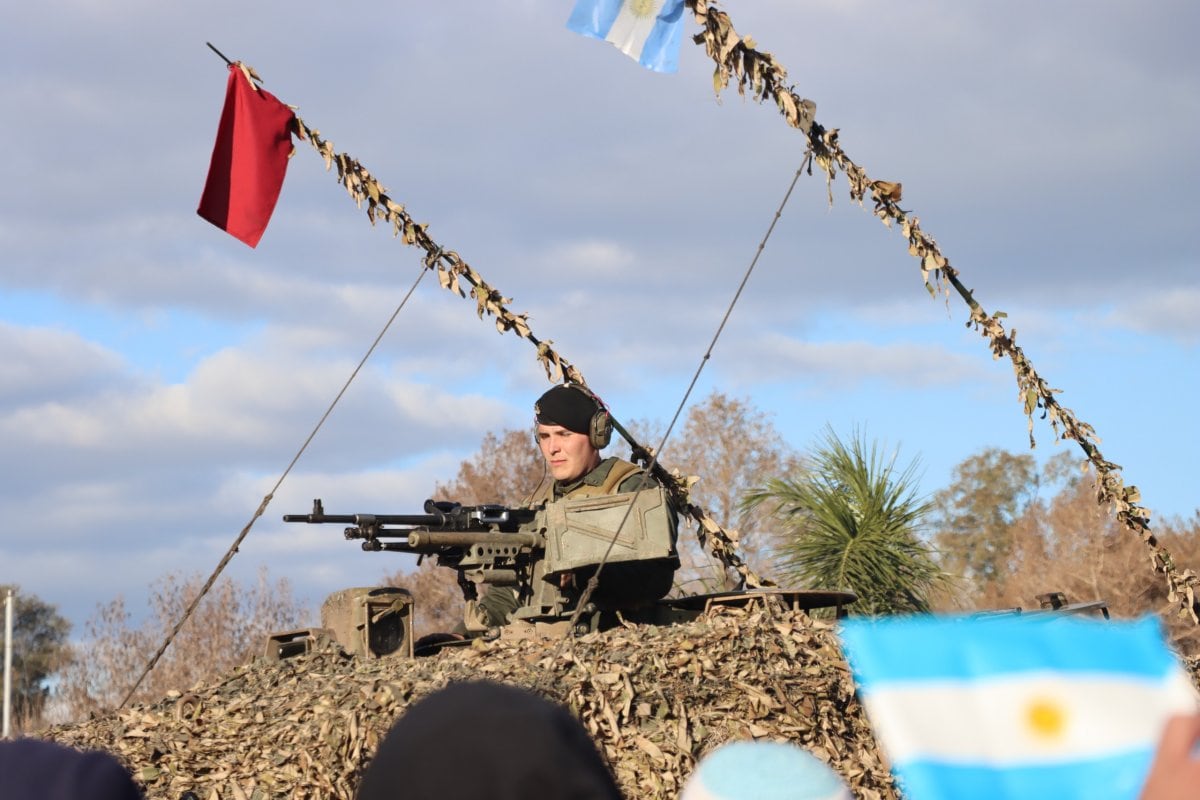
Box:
533;382;612;450
576;383;613;450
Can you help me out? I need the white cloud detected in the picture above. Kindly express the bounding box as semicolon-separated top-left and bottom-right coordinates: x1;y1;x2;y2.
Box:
536;239;637;279
1106;286;1200;344
0;322;132;407
221;457;466;514
746;334;998;390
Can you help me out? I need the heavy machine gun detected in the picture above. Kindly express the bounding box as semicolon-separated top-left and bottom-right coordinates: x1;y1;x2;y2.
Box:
279;488;682;655
285;497;540;563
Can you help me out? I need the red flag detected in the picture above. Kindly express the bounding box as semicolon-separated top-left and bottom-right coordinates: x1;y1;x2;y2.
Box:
197;65;296;248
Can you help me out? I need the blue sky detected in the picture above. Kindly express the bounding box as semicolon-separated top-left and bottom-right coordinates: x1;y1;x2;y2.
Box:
1;1;1197;636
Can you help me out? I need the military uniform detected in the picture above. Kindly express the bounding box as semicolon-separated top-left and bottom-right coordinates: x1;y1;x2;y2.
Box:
535;455;647;501
464;456;678;631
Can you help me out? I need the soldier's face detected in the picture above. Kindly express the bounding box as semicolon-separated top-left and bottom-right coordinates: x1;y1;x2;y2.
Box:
536;423;601;483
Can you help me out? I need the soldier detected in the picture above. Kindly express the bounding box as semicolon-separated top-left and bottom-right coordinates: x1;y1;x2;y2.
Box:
447;383;679;638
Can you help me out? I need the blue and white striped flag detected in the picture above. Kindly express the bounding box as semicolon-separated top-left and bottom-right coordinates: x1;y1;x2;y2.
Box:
566;0;687;74
839;615;1198;800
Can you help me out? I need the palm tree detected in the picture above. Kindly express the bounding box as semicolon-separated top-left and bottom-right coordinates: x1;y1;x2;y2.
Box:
743;427;950;615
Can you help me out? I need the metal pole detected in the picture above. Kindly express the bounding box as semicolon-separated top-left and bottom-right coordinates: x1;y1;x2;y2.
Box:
3;588;13;738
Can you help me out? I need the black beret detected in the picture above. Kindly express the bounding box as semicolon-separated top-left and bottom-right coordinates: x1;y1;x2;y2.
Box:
534;385;601;435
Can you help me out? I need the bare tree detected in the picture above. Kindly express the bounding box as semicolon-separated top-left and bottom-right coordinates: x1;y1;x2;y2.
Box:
432;428;547;506
56;569;306;718
628;391;799;593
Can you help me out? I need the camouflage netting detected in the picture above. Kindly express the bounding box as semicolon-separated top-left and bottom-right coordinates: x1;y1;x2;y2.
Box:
46;606;899;800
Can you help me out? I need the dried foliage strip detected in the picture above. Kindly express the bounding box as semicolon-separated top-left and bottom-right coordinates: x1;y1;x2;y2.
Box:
46;607;899;800
684;0;1199;623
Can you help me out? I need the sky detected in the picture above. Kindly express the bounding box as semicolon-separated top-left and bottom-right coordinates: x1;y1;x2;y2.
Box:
2;1;1197;640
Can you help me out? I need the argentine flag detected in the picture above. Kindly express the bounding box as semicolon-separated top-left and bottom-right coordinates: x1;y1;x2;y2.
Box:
566;0;687;74
839;615;1198;800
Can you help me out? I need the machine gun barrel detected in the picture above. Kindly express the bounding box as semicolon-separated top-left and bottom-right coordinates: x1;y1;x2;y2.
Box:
405;530;541;549
282;511;448;526
282;498;446;526
282;499;538;535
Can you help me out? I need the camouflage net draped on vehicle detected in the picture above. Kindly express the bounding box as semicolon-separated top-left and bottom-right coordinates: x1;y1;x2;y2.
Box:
47;607;895;800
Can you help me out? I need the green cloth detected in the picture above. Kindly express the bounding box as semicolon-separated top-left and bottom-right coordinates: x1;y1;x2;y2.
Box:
550;456;652;499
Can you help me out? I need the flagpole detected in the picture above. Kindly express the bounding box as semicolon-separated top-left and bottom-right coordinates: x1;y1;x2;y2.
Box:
206;42;233;67
3;588;13;739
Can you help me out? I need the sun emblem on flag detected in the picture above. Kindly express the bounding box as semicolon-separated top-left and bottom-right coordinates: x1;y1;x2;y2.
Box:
1024;697;1068;742
629;0;657;17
